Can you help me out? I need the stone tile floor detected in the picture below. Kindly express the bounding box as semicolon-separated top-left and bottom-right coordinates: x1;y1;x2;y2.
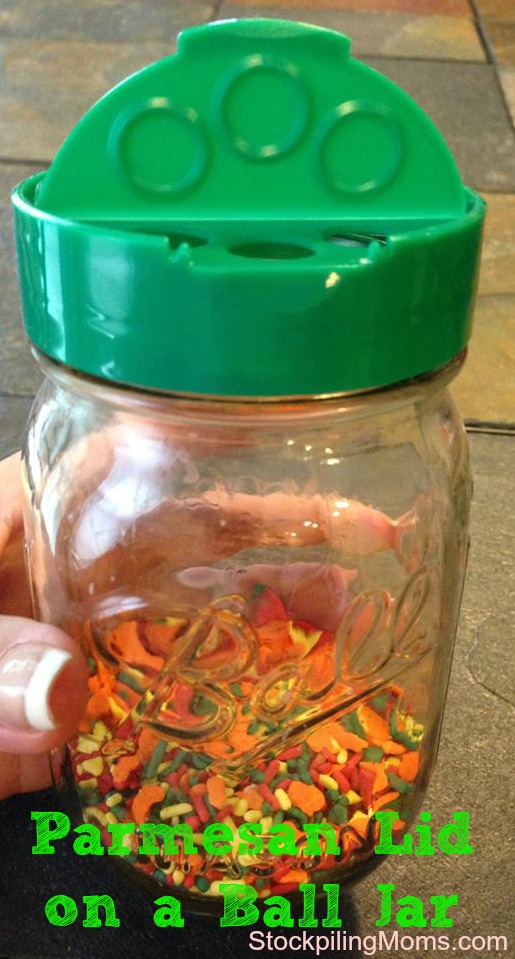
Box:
0;2;513;957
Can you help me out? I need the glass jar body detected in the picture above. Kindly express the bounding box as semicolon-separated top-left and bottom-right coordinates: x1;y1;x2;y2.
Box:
22;358;471;914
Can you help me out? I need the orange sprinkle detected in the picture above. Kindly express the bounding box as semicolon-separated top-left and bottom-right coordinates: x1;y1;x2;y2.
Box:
287;781;325;814
207;776;228;810
382;740;407;756
107;620;164;672
358;705;390;744
112;753;141;787
398;750;420;782
137;727;161;763
334;730;369;752
132;784;166;825
372;790;400;812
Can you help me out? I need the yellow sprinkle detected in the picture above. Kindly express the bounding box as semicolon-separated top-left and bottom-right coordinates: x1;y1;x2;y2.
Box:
346;790;362;805
105;812;118;825
278;761;288;774
385;757;400;768
192;833;204;845
319;774;339;791
82;757;104;777
172;869;184;886
160;803;193;819
337;749;348;764
243;809;262;823
78;777;98;791
85;807;107;827
223;816;238;835
330;737;341;754
77;736;100;755
92;721;109;743
275;788;292;811
261;816;273;834
106;792;123;808
234;798;249;817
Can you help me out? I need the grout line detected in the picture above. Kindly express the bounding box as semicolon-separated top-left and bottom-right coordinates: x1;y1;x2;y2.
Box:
363;52;486;66
468;0;515;132
0;157;48;168
465;420;515;435
210;0;225;17
467;0;494;63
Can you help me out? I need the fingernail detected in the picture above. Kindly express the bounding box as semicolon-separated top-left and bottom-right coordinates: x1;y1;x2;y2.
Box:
0;643;73;732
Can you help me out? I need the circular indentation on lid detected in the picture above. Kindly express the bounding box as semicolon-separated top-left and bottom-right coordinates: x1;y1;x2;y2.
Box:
110;98;208;195
317;101;403;196
229;241;314;260
216;56;309;160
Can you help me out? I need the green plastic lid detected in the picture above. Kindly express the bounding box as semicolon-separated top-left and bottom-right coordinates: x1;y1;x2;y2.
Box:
12;18;485;397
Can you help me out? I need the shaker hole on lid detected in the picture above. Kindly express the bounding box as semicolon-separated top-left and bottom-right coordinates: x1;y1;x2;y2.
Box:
229;241;314;260
327;235;368;247
167;234;208;249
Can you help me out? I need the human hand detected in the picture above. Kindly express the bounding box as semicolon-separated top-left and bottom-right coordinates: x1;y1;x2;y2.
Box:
0;453;88;800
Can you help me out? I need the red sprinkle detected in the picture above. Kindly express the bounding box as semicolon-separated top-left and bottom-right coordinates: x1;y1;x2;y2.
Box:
257;783;279;810
276;778;292;791
333;769;351;793
184;815;202;830
265;759;280;783
279;745;303;761
191;791;210;825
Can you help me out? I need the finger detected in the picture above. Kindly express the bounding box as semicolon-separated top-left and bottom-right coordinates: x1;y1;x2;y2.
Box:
0;750;54;801
0;616;88;754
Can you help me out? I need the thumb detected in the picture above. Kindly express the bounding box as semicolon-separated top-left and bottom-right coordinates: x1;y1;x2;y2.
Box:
0;616;88;754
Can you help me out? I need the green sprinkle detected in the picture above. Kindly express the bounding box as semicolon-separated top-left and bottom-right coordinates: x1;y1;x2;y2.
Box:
192;753;212;770
297;761;312;785
364;746;384;762
400;804;412;821
110;804;126;820
288;807;308;826
255;878;268;891
153;869;167;882
326;789;341;804
372;693;389;713
191;695;216;717
119;670;145;693
229;682;244;697
247;722;259;735
387;771;414;794
144;739;168;779
82;790;102;805
250;582;265;599
168;750;186;772
269;774;283;791
195;876;210;893
176;790;188;803
313;811;324;824
287;759;298;773
343;711;367;739
126;852;138;863
328;803;348;826
251;770;266;784
261;801;273;815
272;810;284;825
242;704;251;716
204;795;217;817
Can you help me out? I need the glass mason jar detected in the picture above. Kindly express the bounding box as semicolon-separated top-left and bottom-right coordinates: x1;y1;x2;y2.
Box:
12;16;485;918
21;352;470;912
